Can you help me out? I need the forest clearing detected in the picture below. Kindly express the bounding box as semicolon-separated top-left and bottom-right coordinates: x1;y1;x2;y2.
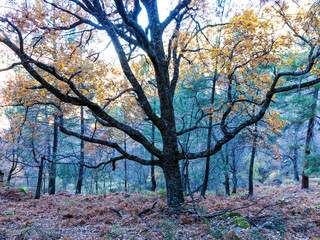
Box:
0;182;319;239
1;0;320;239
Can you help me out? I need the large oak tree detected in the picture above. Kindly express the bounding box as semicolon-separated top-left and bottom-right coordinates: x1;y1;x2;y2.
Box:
0;0;319;206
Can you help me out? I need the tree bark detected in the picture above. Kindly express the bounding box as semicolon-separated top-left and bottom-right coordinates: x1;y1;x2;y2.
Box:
302;87;319;189
76;106;85;194
48;115;58;195
43;172;46;194
231;148;237;194
224;148;230;196
248;123;258;196
162;160;184;206
301;171;309;189
150;121;156;191
0;170;4;183
95;174;99;194
7;149;17;184
150;165;156;191
124;136;127;192
35;157;44;199
292;125;300;182
201;73;217;198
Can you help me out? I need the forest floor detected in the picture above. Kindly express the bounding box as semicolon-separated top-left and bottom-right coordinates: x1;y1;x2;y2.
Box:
0;182;319;240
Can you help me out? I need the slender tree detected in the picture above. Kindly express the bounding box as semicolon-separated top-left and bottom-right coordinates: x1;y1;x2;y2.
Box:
48;115;59;195
76;106;85;194
230;147;237;194
35;156;45;199
150;121;157;192
292;125;300;182
0;169;4;183
248;123;258;196
302;87;319;189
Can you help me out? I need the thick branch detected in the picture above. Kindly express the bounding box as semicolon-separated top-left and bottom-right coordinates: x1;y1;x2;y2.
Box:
0;37;162;158
59;114;159;166
161;0;191;31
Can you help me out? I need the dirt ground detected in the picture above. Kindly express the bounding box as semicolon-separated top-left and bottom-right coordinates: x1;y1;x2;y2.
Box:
0;182;319;239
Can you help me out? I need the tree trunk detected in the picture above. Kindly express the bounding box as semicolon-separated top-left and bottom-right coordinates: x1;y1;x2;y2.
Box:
49;115;58;195
293;155;299;182
43;172;46;194
7;149;17;184
201;73;217;198
76;106;85;194
151;165;156;191
0;170;4;183
292;125;300;182
302;87;318;189
231;148;237;194
162;160;184;206
25;173;29;187
150;121;156;191
181;160;187;193
95;175;99;194
44;105;50;194
109;175;112;191
224;148;230;196
248;123;258;196
301;171;309;189
103;175;106;191
35;157;44;199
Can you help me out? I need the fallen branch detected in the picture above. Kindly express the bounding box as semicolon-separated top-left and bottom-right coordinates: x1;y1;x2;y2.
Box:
201;207;231;218
254;200;290;217
111;208;123;218
137;201;158;218
201;197;264;219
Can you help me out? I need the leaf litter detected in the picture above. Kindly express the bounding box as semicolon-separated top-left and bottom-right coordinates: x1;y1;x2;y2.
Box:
0;182;319;239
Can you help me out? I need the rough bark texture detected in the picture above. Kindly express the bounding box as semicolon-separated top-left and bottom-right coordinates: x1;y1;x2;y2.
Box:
162;161;184;206
76;106;85;194
49;115;58;195
124;139;127;192
301;171;309;189
7;149;17;184
35;157;44;199
150;121;157;191
293;125;300;182
231;148;237;194
224;151;230;196
150;165;156;192
0;170;4;183
249;123;258;196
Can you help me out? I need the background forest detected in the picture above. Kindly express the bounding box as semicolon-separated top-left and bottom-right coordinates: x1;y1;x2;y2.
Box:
0;69;319;197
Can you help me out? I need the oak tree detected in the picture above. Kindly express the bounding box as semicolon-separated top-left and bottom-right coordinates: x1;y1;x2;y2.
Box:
0;0;320;206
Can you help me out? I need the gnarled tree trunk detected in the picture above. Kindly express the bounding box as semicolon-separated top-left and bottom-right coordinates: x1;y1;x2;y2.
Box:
162;160;184;206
